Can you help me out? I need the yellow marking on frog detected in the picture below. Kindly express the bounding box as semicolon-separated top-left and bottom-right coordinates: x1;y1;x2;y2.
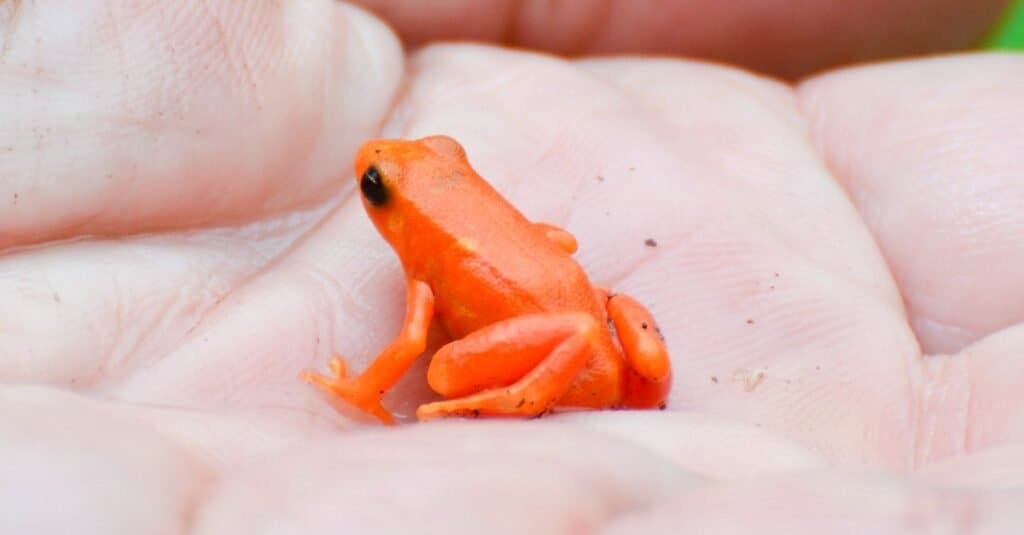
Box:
456;237;478;253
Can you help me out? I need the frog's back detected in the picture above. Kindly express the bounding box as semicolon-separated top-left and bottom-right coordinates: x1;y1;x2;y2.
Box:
402;174;601;338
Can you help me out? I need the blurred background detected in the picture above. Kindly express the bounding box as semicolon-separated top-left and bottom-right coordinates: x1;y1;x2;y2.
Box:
989;0;1024;47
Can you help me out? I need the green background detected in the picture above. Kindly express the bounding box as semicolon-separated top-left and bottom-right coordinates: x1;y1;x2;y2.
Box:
987;0;1024;48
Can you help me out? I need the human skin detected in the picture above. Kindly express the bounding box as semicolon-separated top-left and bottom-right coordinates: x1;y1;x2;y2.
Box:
2;1;1024;533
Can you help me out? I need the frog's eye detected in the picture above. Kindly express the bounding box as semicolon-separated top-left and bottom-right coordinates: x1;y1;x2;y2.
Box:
360;166;388;206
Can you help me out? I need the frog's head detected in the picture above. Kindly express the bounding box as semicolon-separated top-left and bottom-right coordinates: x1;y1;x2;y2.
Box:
352;135;469;244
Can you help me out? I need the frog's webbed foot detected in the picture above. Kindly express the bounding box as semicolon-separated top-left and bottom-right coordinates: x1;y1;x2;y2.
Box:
596;286;672;409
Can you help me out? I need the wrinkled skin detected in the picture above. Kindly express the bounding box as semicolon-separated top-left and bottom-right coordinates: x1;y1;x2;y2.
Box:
2;1;1024;533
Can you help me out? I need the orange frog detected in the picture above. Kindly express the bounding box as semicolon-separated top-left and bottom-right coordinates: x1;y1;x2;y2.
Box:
300;135;671;424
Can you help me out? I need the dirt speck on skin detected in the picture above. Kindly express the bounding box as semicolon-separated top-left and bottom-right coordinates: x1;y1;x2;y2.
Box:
746;318;755;325
595;175;605;182
711;376;718;384
644;238;657;247
735;368;766;392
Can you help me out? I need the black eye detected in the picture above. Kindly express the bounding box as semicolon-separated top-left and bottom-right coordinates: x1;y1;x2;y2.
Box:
360;166;387;206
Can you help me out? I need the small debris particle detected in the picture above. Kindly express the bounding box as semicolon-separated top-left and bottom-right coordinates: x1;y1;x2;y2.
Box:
53;293;61;303
378;390;384;395
735;368;766;392
815;365;820;371
628;166;636;171
711;376;718;383
641;321;649;330
769;285;776;290
658;403;667;410
516;399;525;408
746;318;755;325
595;175;605;182
774;272;780;278
644;238;658;247
472;409;480;418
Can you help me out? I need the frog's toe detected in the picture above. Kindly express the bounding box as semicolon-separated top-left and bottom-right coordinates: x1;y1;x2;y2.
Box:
328;356;348;378
300;369;396;425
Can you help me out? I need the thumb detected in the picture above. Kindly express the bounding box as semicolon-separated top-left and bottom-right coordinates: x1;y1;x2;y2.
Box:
0;0;402;249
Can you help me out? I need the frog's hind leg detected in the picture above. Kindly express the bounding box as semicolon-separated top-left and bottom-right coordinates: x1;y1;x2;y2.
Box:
417;312;598;421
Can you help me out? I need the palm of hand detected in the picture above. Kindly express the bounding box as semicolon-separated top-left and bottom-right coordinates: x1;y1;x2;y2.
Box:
3;1;1023;532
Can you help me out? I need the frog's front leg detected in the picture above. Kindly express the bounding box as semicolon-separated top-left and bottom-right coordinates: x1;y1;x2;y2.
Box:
598;287;672;409
300;278;434;425
416;312;599;420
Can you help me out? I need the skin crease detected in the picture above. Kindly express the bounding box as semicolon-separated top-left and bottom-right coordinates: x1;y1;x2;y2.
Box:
1;1;1024;533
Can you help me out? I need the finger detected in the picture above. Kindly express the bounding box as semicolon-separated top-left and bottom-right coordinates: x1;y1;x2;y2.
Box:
560;411;826;479
193;421;700;533
0;0;402;249
920;444;1024;490
2;385;341;471
0;210;319;387
111;194;419;415
348;0;1007;78
914;323;1024;463
798;53;1024;355
0;386;212;535
604;470;1024;534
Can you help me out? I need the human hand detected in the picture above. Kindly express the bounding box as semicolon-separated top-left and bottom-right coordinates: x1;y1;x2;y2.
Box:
2;1;1023;533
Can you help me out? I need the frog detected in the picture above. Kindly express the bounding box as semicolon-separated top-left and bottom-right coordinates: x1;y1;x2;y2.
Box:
300;135;671;424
